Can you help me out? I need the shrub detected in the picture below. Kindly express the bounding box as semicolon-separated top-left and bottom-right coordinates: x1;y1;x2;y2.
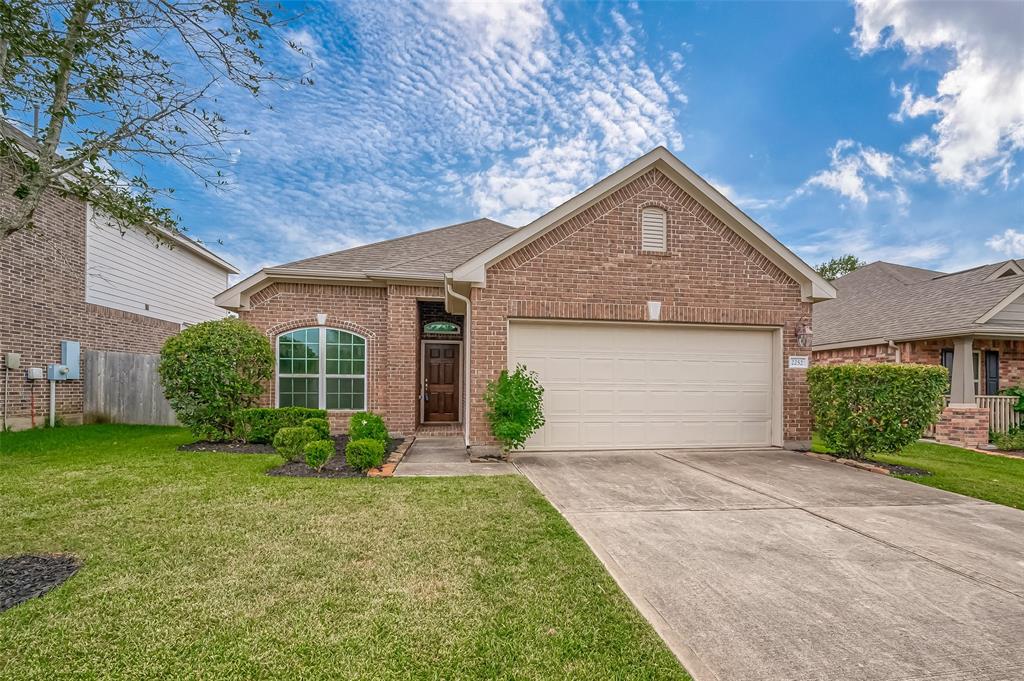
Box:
159;319;273;441
483;364;545;454
304;439;335;470
345;437;386;472
807;363;949;459
234;407;327;443
1001;386;1024;413
303;417;331;440
273;426;319;462
348;411;389;445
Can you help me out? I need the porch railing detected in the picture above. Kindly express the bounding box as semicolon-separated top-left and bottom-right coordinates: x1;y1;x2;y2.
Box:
924;394;1021;437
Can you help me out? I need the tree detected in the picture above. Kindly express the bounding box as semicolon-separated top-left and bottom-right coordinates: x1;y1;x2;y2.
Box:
158;318;273;441
0;0;309;240
815;254;865;281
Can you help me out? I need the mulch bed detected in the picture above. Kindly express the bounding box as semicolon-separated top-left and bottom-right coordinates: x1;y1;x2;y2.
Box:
181;435;404;477
1;554;82;613
868;461;932;477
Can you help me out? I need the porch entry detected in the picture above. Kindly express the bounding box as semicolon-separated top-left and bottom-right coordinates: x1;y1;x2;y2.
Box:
422;342;460;422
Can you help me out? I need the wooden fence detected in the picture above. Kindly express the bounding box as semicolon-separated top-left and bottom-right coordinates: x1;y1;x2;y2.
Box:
925;394;1021;437
83;350;178;426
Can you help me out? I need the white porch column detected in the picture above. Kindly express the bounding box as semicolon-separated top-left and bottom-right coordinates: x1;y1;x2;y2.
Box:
950;335;975;406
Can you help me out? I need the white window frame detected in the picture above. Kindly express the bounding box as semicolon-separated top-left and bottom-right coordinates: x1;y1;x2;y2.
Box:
276;327;368;410
640;206;667;252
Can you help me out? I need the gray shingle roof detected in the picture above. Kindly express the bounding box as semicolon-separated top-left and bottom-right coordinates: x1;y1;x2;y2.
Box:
277;218;515;278
813;260;1024;346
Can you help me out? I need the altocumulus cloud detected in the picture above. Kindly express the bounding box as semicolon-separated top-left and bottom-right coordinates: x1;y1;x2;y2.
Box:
207;0;685;275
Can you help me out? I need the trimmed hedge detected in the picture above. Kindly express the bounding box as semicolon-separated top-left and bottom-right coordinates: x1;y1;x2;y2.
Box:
304;439;334;471
235;407;327;443
273;426;319;462
348;411;388;446
345;438;386;472
807;363;948;459
303;417;330;440
158;318;273;441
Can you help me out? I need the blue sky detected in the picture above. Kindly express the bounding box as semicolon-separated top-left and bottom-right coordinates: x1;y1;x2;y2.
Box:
148;0;1024;278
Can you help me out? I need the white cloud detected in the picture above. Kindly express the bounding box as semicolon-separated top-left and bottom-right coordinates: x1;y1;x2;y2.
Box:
445;0;549;54
853;0;1024;187
986;228;1024;258
804;139;901;205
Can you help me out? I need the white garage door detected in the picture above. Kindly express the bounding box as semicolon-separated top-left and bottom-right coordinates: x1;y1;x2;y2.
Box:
508;321;777;450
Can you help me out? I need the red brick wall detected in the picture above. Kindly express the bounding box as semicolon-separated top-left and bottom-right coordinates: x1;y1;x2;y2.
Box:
813;344;896;366
1;173;179;429
237;282;445;435
468;168;813;446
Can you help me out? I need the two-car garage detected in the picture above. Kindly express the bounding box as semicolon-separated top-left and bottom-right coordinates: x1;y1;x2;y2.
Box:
507;320;781;450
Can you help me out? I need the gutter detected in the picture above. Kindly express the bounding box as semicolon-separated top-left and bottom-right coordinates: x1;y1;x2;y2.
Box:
445;274;472;449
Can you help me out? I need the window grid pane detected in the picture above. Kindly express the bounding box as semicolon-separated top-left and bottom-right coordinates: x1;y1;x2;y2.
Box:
327;377;365;410
279;377;319;408
279;328;319;375
325;331;365;377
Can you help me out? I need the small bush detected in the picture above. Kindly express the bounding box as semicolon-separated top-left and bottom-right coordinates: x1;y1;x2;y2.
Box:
303;417;331;440
235;407;327;443
345;437;386;472
273;426;319;462
807;363;949;459
992;428;1024;451
348;411;389;445
304;439;334;470
159;318;273;441
483;364;545;453
1001;386;1024;413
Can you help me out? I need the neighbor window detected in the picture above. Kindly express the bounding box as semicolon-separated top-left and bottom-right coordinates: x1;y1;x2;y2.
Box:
277;327;366;409
641;207;667;252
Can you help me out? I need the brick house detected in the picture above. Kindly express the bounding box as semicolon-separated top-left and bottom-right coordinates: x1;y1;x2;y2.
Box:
1;125;237;431
813;260;1024;447
216;147;836;452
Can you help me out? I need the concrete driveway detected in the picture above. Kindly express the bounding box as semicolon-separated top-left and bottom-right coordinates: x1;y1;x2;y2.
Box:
514;448;1024;681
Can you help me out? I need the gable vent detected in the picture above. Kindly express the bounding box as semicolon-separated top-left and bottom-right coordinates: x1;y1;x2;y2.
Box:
641;207;667;252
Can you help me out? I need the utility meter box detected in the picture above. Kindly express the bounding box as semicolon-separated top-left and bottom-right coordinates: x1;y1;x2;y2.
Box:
3;352;20;370
48;364;70;381
26;367;44;380
61;340;81;379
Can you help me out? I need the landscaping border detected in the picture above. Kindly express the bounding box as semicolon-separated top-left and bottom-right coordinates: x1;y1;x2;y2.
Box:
802;451;897;476
367;435;416;477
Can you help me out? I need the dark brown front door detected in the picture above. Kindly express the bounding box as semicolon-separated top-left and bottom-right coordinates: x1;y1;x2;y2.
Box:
423;343;459;422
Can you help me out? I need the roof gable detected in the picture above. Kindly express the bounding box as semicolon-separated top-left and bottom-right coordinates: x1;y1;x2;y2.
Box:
451;147;836;302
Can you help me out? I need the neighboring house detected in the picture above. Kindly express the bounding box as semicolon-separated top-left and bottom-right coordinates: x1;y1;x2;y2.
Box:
812;260;1024;446
216;147;835;452
1;124;237;431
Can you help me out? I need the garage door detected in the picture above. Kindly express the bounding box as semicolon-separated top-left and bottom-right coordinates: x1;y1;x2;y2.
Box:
508;321;777;450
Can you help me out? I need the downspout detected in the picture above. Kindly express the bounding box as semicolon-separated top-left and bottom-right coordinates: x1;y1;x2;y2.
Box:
888;340;901;363
445;275;472;449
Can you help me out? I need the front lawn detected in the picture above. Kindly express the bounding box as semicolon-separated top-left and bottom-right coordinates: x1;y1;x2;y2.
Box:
812;435;1024;510
0;425;688;680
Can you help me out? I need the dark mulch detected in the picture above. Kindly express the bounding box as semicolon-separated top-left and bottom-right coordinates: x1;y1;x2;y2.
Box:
868;460;932;477
268;435;404;478
179;440;276;454
1;554;82;613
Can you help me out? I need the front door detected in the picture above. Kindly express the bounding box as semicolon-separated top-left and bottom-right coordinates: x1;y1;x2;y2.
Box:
423;343;459;422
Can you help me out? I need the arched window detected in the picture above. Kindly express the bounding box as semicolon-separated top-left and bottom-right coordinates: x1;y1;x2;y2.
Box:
277;327;366;410
640;207;667;252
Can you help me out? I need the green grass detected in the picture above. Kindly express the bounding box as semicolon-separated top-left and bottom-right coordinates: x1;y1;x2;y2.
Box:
812;435;1024;510
0;425;688;680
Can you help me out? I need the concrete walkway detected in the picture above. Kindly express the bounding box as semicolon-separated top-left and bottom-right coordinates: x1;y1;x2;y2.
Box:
515;448;1024;681
394;436;517;476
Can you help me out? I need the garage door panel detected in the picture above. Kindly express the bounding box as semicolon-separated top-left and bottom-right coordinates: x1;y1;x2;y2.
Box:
509;322;776;450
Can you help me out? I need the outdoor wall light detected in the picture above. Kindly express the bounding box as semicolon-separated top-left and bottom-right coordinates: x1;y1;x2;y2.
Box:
796;321;813;348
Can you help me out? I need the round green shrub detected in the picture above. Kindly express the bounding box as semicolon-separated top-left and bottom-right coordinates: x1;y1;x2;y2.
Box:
158;318;273;441
304;439;334;471
303;417;330;440
348;411;388;445
273;426;319;462
345;437;386;472
483;364;545;453
807;363;949;459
